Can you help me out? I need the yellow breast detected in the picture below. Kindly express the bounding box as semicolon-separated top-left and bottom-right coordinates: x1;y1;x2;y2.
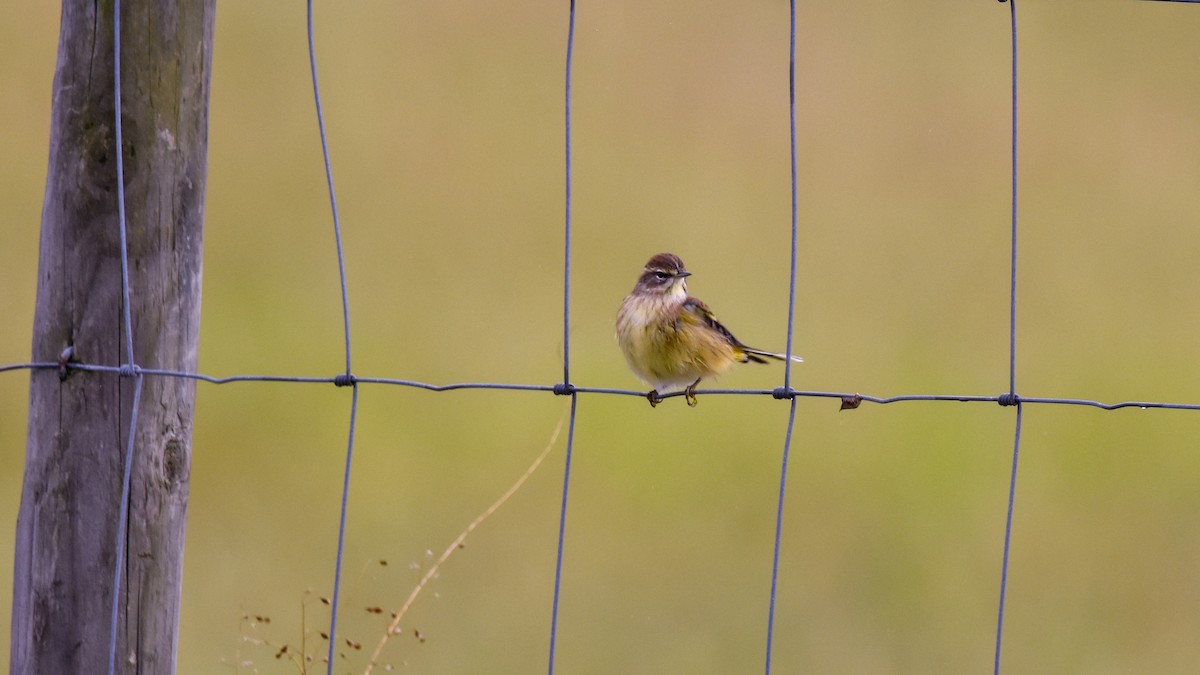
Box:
616;294;737;392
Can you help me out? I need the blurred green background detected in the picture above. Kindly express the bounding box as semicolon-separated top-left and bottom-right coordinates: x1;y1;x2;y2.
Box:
4;1;1200;672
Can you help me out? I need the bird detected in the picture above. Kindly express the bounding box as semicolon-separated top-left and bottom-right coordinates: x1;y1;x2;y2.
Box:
615;252;802;407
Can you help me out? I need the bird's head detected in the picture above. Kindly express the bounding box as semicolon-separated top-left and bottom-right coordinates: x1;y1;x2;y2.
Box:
633;252;691;300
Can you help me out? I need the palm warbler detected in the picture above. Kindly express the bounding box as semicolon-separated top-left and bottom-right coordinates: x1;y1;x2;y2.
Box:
616;252;802;408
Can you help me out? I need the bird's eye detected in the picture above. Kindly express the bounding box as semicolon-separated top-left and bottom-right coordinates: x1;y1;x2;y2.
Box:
653;271;670;280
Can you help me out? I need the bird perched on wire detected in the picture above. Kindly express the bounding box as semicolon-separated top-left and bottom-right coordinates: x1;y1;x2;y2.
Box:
616;253;802;408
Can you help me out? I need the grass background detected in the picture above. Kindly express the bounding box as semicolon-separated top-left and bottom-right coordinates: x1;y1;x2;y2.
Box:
4;1;1200;672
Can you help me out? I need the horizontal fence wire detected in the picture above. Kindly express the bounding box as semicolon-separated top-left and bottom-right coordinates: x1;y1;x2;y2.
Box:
2;0;1197;673
8;360;1200;412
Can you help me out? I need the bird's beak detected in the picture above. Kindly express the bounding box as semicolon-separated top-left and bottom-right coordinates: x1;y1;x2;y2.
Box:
677;271;692;278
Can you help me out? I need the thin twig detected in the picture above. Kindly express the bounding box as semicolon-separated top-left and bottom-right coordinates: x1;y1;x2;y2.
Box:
362;407;568;673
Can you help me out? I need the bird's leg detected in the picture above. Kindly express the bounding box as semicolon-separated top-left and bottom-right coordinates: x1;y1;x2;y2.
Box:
684;379;701;407
646;389;662;408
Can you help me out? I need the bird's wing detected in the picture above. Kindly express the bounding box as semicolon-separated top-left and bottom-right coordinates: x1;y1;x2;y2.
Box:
681;296;772;365
680;297;736;343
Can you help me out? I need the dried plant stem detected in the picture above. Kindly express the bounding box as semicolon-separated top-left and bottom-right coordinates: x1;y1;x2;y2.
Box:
363;407;568;673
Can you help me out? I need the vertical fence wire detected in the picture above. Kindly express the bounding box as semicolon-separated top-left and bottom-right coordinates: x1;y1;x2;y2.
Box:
764;399;797;675
782;0;800;390
993;1;1020;673
326;383;361;673
1005;0;1018;397
304;1;361;672
993;402;1023;675
112;10;135;371
764;1;800;673
106;0;139;671
546;393;578;675
106;375;143;675
561;0;577;389
306;0;353;378
547;2;579;673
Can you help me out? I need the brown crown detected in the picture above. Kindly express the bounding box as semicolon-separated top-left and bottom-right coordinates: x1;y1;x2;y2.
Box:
644;253;686;274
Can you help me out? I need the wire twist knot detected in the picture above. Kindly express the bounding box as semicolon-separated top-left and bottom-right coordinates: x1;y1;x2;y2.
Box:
998;392;1021;407
772;386;796;400
118;363;139;378
553;383;576;396
334;373;356;387
57;346;75;381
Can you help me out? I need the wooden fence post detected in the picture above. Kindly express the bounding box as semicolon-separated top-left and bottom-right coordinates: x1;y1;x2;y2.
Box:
10;1;215;672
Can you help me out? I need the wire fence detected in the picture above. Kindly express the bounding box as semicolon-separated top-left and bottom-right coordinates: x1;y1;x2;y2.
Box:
3;0;1200;673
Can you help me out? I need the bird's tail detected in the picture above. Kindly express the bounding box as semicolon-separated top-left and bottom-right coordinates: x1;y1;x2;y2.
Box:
742;347;804;365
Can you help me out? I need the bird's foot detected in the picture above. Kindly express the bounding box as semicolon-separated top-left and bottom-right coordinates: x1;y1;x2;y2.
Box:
646;389;662;408
684;381;700;407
